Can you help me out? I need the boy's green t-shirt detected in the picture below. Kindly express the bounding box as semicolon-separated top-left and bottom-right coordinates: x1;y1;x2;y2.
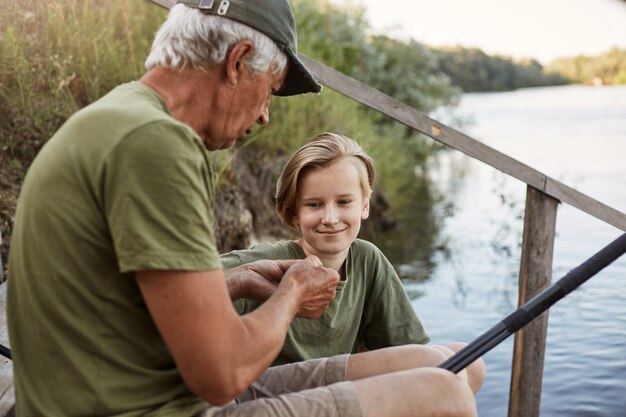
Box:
7;82;221;416
222;239;430;365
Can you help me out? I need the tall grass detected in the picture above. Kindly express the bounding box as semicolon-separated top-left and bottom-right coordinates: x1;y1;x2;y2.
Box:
0;0;167;276
0;0;166;176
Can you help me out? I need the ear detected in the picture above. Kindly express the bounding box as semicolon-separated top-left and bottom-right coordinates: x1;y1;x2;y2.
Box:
291;214;300;229
225;40;254;86
361;199;370;220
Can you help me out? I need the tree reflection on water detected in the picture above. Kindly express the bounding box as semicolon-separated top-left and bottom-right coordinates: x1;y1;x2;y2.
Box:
360;147;527;311
359;149;458;283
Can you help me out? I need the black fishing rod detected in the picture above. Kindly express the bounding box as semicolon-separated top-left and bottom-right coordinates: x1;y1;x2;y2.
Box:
440;232;626;373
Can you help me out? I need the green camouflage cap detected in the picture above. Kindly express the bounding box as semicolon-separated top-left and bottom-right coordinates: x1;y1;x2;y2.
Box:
177;0;322;96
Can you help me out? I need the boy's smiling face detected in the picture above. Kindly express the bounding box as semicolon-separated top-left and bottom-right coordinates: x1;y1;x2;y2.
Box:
292;158;370;265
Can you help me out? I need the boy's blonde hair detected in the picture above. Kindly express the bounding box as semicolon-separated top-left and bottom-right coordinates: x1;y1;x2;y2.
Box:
275;132;375;228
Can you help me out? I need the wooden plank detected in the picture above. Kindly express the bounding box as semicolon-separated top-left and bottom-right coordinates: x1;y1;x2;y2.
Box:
299;55;547;190
545;178;626;231
0;283;14;417
298;55;626;232
508;186;559;417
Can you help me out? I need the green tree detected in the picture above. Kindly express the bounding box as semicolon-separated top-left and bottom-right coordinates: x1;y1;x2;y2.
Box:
432;46;570;92
546;48;626;85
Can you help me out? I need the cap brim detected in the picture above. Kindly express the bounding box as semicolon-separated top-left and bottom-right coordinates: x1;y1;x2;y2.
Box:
274;49;322;97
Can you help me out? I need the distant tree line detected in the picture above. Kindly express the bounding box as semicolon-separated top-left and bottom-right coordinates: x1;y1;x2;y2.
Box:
430;46;571;92
545;48;626;85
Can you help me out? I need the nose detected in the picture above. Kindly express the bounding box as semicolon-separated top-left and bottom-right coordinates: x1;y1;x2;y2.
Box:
321;206;339;225
257;100;270;126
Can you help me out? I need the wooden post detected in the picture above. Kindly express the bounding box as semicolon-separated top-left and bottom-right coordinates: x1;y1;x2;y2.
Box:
508;186;559;417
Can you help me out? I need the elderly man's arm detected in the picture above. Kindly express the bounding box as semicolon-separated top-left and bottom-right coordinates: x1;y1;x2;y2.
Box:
136;256;339;406
224;259;297;302
225;259;332;318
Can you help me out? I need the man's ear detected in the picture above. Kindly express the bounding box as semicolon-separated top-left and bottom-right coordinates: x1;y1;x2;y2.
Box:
361;199;370;220
225;40;254;86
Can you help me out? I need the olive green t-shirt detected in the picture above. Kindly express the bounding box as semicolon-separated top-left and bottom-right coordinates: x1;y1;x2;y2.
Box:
7;82;220;416
221;239;429;365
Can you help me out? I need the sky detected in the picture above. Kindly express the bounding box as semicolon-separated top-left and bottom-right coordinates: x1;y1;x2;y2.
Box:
340;0;626;64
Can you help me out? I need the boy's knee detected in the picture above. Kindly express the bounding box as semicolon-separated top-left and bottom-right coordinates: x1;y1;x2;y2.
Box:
401;344;451;366
444;341;486;393
446;341;469;353
436;371;478;416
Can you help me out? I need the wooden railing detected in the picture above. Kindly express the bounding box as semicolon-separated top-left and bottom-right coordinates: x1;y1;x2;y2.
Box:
300;55;626;231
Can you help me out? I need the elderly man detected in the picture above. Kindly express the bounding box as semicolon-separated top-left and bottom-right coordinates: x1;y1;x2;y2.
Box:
7;1;481;416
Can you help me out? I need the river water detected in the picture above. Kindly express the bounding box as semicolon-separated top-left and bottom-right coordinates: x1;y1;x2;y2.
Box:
371;85;626;416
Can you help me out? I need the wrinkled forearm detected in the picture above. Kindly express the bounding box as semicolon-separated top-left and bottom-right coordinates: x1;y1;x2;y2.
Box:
224;263;279;303
224;267;246;300
192;279;304;404
136;268;301;406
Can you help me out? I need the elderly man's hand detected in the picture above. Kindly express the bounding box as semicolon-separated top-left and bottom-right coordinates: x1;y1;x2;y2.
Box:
226;256;340;319
225;259;298;302
281;256;340;319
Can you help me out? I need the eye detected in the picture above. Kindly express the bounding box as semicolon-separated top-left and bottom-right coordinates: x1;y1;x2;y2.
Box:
338;199;352;206
305;202;321;208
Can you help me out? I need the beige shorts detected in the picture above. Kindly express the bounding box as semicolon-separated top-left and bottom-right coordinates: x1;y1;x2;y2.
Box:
196;354;363;417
